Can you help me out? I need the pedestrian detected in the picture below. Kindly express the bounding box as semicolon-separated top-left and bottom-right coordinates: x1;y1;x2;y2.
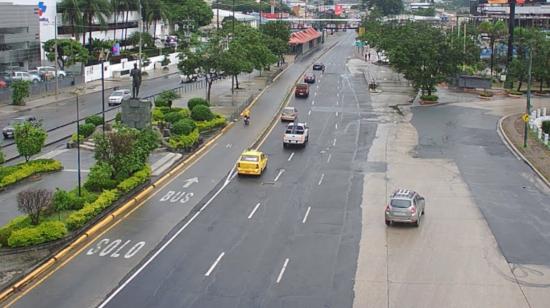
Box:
364;53;368;61
367;53;371;61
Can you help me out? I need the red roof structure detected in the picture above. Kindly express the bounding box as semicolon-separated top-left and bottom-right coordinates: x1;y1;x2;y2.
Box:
289;27;321;45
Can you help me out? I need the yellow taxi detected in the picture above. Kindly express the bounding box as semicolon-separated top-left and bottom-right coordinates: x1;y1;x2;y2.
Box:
237;149;268;176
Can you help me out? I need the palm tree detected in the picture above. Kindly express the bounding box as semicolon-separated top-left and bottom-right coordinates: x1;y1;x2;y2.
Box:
78;0;112;48
57;0;83;41
111;0;122;40
478;20;507;78
145;0;169;39
118;0;139;45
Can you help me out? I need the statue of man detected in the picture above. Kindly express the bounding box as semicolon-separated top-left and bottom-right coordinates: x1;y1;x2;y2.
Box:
130;63;142;98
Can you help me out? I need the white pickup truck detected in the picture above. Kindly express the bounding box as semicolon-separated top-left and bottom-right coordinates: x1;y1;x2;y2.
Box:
283;122;309;148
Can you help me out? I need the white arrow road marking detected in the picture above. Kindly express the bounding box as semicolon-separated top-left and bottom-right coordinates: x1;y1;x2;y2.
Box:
182;177;199;188
205;252;225;276
302;206;311;224
276;258;290;284
288;152;295;161
274;169;285;182
248;203;261;219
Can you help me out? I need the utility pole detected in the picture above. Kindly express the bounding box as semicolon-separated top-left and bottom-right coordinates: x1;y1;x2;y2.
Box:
523;47;533;148
217;0;220;29
138;1;143;69
505;0;516;88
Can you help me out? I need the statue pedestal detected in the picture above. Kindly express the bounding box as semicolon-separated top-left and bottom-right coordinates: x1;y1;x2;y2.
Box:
121;98;152;129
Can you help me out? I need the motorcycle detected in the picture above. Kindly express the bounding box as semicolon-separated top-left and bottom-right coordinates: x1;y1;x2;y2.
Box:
243;115;250;126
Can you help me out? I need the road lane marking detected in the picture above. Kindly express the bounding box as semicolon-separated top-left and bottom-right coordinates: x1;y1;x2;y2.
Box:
318;173;325;186
63;169;91;173
327;153;332;163
336;101;339;105
287;152;295;161
276;258;290;284
335;123;338;129
308;110;312;116
332;138;337;146
312;100;315;105
226;143;232;148
336;111;339;117
182;177;199;188
205;252;225;276
302;207;311;224
274;169;285;182
98;166;233;308
248;203;261;219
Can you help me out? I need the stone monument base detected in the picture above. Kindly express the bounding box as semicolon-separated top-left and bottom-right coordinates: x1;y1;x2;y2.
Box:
121;98;152;129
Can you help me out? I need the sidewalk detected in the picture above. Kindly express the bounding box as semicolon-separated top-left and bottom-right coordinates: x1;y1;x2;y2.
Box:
0;65;181;115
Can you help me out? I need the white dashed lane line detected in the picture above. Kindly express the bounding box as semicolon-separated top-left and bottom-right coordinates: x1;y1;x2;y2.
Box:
302;206;311;224
327;153;332;163
287;152;295;161
274;169;285;182
318;173;325;186
204;252;225;276
308;110;312;116
276;258;290;284
332;138;337;146
248;203;261;219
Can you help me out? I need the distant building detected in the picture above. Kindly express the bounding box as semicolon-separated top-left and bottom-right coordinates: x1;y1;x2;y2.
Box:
0;2;41;71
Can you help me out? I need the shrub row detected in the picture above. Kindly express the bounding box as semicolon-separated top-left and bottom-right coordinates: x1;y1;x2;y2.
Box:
0;216;31;247
52;188;98;212
195;115;226;133
0;159;62;189
116;165;151;193
7;221;68;248
168;128;200;150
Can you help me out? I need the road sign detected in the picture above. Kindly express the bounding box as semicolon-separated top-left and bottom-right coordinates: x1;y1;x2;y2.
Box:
522;114;529;122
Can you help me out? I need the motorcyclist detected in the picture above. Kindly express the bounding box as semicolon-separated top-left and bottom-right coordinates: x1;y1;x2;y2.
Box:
243;109;251;125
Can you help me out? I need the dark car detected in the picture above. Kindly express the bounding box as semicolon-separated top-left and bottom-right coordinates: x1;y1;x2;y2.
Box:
294;83;309;98
313;63;325;71
304;73;316;84
2;115;39;139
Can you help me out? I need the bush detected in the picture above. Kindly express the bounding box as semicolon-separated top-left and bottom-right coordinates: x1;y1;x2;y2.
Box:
11;80;30;106
168;128;200;150
115;112;122;123
85;115;104;127
152;108;165;122
0;159;63;189
164;111;185;124
117;165;151;193
15;121;47;162
78;123;96;138
7;221;67;247
0;150;4;165
542;121;550;135
172;118;196;135
84;163;117;192
195;114;226;132
17;189;53;225
187;97;209;111
65;189;119;231
154;97;171;108
0;215;31;247
154;90;180;108
420;95;438;102
71;133;84;144
191;105;214;121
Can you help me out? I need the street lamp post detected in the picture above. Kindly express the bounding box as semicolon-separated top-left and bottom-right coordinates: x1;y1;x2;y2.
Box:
523;47;533;148
101;59;106;134
506;0;516;89
74;90;82;196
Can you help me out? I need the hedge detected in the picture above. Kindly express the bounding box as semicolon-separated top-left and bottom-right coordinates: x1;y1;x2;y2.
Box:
168;128;200;150
191;105;214;121
7;221;67;247
0;159;63;189
0;215;31;247
420;95;438;102
172;118;196;135
188;97;209;111
66;189;119;231
85;115;104;127
117;165;151;193
195;115;226;132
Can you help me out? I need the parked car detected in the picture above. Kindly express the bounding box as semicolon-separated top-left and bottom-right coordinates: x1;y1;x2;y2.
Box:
37;66;67;79
2;115;39;139
237;149;268;176
108;89;131;106
304;73;316;84
0;78;7;89
313;63;325;71
294;83;309;98
12;71;40;83
281;106;298;122
385;189;425;227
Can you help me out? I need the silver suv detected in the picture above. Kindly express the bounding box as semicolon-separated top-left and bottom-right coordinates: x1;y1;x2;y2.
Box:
385;189;425;227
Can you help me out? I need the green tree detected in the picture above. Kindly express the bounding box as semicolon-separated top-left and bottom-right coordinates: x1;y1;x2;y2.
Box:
261;21;290;65
128;31;154;48
79;0;112;48
366;0;403;16
164;0;213;29
11;80;31;106
58;0;84;40
144;0;169;36
117;0;138;44
478;20;507;78
43;39;90;71
14;122;47;162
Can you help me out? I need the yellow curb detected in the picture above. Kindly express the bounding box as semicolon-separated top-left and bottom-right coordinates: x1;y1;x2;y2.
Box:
498;114;550;188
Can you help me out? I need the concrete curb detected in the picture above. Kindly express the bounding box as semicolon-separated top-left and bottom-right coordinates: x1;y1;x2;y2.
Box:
497;114;550;188
0;38;343;304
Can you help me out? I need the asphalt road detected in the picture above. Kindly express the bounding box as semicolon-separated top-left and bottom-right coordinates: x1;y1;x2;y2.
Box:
9;33;352;308
101;37;370;308
411;102;550;266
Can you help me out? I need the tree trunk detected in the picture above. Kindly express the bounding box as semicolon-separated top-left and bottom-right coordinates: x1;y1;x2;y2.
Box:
235;74;240;89
207;79;213;102
540;80;543;93
124;11;129;46
89;15;93;50
82;14;86;46
517;78;523;92
154;19;157;39
489;39;495;77
114;10;118;40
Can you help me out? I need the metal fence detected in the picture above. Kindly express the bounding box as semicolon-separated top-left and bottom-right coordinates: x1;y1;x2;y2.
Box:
0;75;85;104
